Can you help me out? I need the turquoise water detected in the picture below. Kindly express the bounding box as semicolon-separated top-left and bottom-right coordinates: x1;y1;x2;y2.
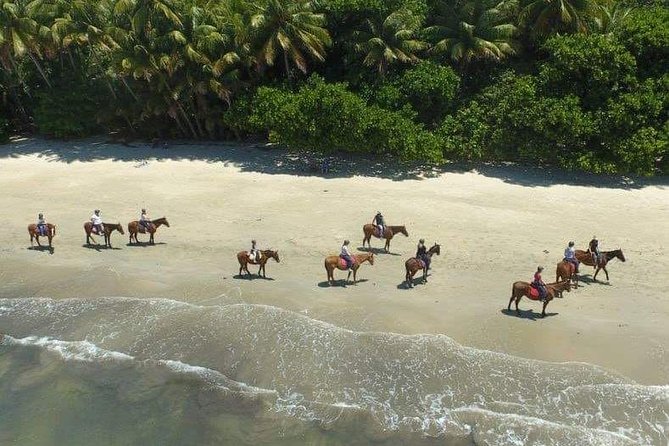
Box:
1;297;667;445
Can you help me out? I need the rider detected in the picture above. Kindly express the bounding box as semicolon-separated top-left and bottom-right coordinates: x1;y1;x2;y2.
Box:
532;266;547;301
589;236;600;268
340;240;353;269
373;211;385;237
37;213;47;236
91;209;104;235
139;208;152;232
249;240;260;262
563;241;579;273
416;239;429;270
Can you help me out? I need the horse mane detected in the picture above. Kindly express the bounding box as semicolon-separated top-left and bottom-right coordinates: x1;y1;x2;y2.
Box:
152;217;167;223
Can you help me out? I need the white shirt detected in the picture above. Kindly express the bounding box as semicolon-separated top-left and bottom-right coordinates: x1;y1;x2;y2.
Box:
38;218;46;225
91;214;102;225
341;245;351;257
140;213;149;222
564;247;575;259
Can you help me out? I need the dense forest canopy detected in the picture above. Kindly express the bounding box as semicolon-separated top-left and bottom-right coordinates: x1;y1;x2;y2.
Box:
0;0;667;174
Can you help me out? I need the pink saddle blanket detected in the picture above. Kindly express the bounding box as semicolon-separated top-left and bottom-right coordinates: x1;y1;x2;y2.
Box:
528;287;540;300
338;258;356;269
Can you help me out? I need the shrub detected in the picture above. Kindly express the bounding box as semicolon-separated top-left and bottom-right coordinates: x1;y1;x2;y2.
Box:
615;7;669;77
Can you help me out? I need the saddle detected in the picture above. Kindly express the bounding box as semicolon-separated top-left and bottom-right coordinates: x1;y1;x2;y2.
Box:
374;227;386;238
528;286;540;300
338;258;355;270
91;226;104;235
138;223;153;233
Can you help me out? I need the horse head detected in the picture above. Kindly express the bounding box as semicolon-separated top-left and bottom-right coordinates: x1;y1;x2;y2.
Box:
117;223;125;235
270;250;280;262
155;217;169;227
430;243;441;256
400;226;408;237
615;249;626;262
368;252;375;265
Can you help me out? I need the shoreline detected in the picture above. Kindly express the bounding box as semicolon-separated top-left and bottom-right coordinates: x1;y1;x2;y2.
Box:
1;137;668;385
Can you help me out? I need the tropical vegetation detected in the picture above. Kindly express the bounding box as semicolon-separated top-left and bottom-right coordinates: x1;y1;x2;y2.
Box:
0;0;667;174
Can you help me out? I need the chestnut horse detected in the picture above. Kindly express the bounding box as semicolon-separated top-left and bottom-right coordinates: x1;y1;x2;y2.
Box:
236;249;280;278
575;249;625;282
128;217;169;245
324;252;374;285
28;223;56;248
404;243;440;287
362;224;408;252
507;280;572;318
556;260;579;288
84;222;125;248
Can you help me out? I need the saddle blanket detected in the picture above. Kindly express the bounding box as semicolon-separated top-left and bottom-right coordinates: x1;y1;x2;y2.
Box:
528;286;540;300
338;258;355;269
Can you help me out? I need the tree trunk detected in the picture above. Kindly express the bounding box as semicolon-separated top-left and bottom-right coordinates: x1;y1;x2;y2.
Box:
27;53;52;88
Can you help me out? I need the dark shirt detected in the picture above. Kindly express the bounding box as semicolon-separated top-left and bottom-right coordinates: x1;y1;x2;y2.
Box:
374;214;384;226
589;239;599;252
416;245;427;258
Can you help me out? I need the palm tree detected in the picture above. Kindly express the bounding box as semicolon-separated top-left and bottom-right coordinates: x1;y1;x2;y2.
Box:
426;0;517;67
354;9;427;75
251;0;331;78
0;0;52;86
519;0;593;38
592;0;630;35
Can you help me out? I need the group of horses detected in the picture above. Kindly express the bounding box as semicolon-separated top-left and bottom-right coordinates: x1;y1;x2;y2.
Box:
27;217;170;249
509;248;626;318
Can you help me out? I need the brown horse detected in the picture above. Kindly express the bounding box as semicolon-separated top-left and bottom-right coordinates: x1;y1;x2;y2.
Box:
236;249;280;278
324;252;374;285
556;260;579;288
404;243;441;288
507;280;572;318
84;222;125;248
28;223;56;249
128;217;169;245
362;224;408;252
575;249;625;282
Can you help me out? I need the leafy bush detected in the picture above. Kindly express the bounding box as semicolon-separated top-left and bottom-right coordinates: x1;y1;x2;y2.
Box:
0;117;9;143
250;76;443;161
615;7;669;77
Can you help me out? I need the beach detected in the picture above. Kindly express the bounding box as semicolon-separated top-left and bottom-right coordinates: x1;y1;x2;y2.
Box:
0;137;667;445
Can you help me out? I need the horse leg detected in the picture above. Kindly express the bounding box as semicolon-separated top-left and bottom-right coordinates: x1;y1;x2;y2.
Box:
593;267;600;281
541;300;548;318
603;266;609;281
384;239;390;253
48;235;52;248
35;235;42;247
515;296;520;315
507;293;515;311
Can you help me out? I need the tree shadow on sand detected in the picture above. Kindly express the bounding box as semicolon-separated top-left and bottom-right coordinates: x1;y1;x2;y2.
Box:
27;246;54;255
4;137;666;188
500;308;558;321
317;279;370;288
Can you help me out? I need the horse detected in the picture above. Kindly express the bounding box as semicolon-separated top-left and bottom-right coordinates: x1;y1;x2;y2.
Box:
404;243;441;288
84;222;125;248
324;252;374;285
575;249;625;282
556;260;579;288
28;223;56;249
362;224;408;253
236;249;280;278
507;280;572;318
127;217;170;245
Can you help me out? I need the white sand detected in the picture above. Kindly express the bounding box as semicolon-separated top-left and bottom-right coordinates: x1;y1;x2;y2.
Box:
1;137;667;384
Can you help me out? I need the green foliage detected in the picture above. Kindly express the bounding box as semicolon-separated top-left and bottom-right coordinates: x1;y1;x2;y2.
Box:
251;76;443;161
0;116;9;142
615;7;669;77
539;34;637;109
396;61;460;124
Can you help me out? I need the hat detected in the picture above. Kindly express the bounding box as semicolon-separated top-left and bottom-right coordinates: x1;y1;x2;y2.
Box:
95;209;100;213
538;266;544;271
569;241;574;246
344;240;350;245
141;208;146;213
419;238;425;243
38;213;43;218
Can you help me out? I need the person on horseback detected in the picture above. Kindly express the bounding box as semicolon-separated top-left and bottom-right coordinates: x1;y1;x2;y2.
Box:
416;239;429;270
373;212;385;237
139;209;152;232
563;241;579;273
249;240;261;262
340;240;353;269
589;236;600;268
37;213;47;236
532;266;547;301
91;210;104;235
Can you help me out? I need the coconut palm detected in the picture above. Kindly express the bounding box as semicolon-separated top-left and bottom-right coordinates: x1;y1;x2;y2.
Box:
520;0;593;38
592;0;631;35
251;0;331;77
426;0;517;66
354;9;427;75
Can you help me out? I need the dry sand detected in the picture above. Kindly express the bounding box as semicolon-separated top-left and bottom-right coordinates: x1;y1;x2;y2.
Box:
1;137;667;384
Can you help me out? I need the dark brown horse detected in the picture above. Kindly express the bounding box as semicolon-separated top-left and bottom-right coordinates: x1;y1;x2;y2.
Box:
28;223;56;248
575;249;625;282
362;224;408;252
237;249;280;278
404;243;440;287
324;252;374;285
507;280;572;318
556;260;579;288
128;217;169;245
84;222;125;248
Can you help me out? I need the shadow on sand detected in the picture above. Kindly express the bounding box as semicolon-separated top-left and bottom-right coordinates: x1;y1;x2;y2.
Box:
3;136;667;188
397;274;431;289
357;246;401;256
125;242;167;248
318;279;370;288
27;245;54;255
500;308;558;321
233;274;275;281
82;244;122;251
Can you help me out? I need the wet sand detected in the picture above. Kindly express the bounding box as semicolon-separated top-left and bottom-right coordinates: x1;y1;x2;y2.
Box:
1;137;668;385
